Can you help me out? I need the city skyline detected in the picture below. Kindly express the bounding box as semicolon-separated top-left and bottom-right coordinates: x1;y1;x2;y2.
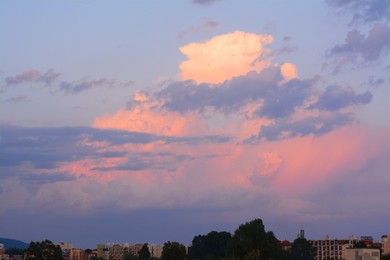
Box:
1;0;389;249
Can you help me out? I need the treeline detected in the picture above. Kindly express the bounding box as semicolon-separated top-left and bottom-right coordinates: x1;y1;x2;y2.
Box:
186;218;314;260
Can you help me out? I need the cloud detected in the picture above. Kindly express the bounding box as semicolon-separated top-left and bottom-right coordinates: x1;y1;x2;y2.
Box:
59;78;116;94
326;0;390;23
179;31;273;84
5;69;60;86
192;0;220;6
311;85;372;111
179;20;220;39
368;76;386;87
258;113;353;141
280;63;298;81
3;69;133;95
327;23;390;64
3;95;28;103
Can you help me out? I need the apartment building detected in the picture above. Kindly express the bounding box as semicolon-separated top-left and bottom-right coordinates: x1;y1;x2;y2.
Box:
310;235;359;260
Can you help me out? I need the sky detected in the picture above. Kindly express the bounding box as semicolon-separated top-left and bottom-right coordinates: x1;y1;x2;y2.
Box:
0;0;390;249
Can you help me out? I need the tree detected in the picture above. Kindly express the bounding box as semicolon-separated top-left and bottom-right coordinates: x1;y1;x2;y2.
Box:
24;239;64;260
138;243;151;259
161;241;186;260
226;218;286;260
122;252;139;260
190;231;231;259
288;237;316;260
5;247;25;255
381;254;390;260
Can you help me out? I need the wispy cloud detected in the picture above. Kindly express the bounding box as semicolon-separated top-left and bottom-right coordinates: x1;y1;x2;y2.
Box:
5;69;60;86
3;95;28;103
179;20;220;39
59;78;116;94
192;0;220;6
326;0;390;23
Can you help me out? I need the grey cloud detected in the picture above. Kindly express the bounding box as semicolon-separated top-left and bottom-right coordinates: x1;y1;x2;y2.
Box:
93;152;194;172
59;78;116;94
0;126;231;170
3;95;28;103
5;69;60;86
157;67;312;119
255;79;312;118
327;0;390;23
368;76;386;87
192;0;220;6
21;172;76;184
259;113;353;141
328;23;390;62
179;20;220;39
311;85;372;111
139;66;371;140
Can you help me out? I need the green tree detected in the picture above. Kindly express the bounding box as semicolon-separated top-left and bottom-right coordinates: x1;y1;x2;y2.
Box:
190;231;231;259
288;237;316;260
161;241;187;260
123;252;139;260
24;239;64;260
138;243;151;259
353;241;368;248
5;247;25;255
381;254;390;260
226;218;286;260
90;257;106;260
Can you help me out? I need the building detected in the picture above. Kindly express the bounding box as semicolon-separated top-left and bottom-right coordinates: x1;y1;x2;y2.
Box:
148;243;163;258
345;248;380;260
310;235;359;260
382;235;390;256
280;240;293;251
108;244;124;260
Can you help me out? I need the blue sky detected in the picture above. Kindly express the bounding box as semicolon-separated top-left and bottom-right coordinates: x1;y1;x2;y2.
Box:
1;0;389;249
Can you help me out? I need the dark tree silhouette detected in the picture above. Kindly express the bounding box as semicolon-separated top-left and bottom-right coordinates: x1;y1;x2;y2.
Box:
227;218;286;260
190;231;231;259
24;239;64;260
288;237;316;260
161;241;186;260
138;243;151;259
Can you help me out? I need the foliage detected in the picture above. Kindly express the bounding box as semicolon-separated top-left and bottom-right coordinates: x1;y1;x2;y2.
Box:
190;231;231;259
5;247;25;255
24;239;64;260
161;241;187;260
226;218;286;260
84;248;93;254
123;252;139;260
353;241;368;248
90;257;106;260
288;237;316;260
138;243;151;259
381;254;390;260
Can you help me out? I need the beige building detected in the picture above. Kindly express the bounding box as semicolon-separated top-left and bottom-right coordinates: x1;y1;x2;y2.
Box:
382;235;390;256
345;248;380;260
108;244;124;260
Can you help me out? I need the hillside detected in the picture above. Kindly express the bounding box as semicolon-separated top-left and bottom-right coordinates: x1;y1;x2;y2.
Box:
0;237;29;250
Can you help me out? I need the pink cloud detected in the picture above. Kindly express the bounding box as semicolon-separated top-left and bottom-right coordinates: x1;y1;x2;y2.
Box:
93;107;207;137
179;31;273;84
